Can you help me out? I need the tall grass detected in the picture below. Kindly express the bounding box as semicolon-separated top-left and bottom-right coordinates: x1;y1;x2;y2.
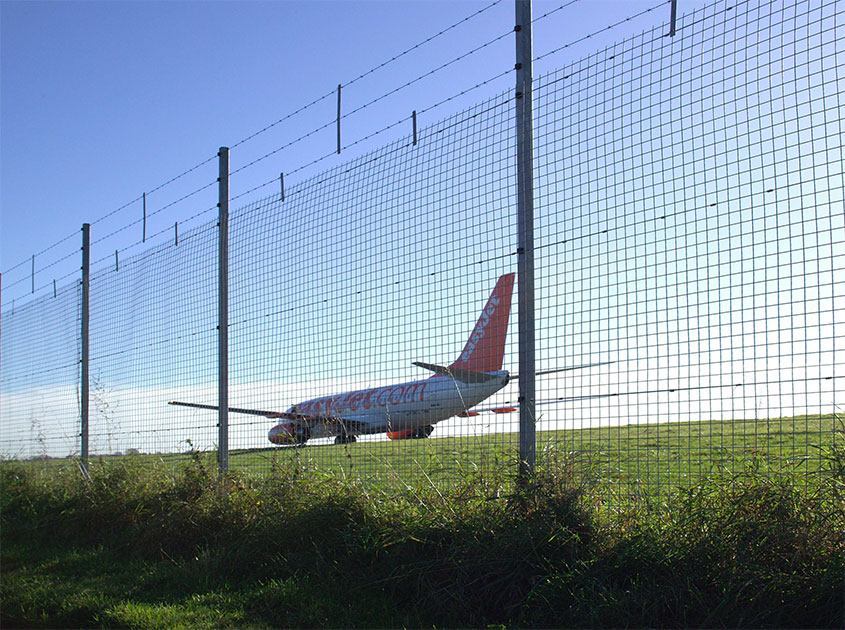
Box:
2;436;843;629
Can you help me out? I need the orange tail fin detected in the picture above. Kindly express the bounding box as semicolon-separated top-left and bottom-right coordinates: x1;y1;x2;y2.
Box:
449;273;515;373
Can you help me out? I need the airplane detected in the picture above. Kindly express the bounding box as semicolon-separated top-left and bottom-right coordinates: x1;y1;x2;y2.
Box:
169;273;609;446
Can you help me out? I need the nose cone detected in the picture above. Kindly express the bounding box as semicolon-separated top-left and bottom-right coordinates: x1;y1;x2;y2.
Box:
268;423;294;444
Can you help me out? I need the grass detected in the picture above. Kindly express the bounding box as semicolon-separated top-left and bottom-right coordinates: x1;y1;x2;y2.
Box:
31;414;835;500
2;416;843;628
226;413;839;501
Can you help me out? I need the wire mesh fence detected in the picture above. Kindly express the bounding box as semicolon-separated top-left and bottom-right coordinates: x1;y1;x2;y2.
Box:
220;90;520;485
531;0;843;500
1;281;80;461
1;0;842;502
86;221;219;460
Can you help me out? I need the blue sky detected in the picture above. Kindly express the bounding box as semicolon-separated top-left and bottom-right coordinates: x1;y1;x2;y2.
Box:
0;0;706;307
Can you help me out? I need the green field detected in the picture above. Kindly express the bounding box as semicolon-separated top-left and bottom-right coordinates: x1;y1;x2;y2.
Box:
16;413;839;503
225;413;839;499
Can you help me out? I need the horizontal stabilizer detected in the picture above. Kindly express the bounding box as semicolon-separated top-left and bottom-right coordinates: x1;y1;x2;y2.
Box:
511;361;615;380
413;361;499;383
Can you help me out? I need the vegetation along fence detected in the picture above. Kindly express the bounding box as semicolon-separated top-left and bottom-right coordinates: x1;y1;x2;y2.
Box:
1;0;842;503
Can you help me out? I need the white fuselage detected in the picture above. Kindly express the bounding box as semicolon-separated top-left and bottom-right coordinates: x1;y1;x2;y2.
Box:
287;371;510;438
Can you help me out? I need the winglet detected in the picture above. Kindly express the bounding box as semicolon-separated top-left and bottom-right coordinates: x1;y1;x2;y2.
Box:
449;273;515;373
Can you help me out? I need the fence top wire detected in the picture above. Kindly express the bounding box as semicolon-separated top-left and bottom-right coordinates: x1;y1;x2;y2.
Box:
231;66;518;204
230;0;505;151
228;17;518;180
228;0;591;185
533;0;671;65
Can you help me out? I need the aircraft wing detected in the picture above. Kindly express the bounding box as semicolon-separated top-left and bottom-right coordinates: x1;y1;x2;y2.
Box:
451;361;614;415
169;400;318;422
168;400;371;432
459;392;620;417
535;393;619;404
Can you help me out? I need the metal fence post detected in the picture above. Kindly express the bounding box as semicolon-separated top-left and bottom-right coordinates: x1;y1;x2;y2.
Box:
515;0;537;480
218;147;230;476
668;0;678;37
81;223;90;475
336;84;342;154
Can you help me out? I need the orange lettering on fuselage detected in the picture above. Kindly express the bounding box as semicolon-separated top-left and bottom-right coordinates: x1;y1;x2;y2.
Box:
300;382;427;415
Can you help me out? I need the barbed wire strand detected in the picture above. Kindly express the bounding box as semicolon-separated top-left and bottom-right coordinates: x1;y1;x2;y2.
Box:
534;0;671;63
230;68;516;203
91;181;217;249
230;0;505;151
229;23;517;179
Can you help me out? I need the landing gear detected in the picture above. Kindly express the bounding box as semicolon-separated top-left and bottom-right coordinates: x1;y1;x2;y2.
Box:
335;433;357;445
411;425;434;439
